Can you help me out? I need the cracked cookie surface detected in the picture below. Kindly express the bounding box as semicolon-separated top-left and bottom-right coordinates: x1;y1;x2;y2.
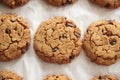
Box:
44;75;71;80
92;75;118;80
0;13;30;61
2;0;29;8
0;70;22;80
46;0;76;6
83;20;120;66
34;17;82;64
91;0;120;9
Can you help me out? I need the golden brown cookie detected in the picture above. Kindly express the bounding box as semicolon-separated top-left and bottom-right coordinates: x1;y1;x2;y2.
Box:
83;20;120;66
91;0;120;9
34;17;82;64
2;0;29;8
0;70;22;80
46;0;76;6
44;75;71;80
92;75;118;80
0;13;30;61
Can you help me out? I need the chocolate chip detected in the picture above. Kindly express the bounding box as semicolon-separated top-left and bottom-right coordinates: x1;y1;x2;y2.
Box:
1;19;4;22
67;0;72;4
52;28;55;31
18;1;23;5
103;31;112;36
56;76;59;78
108;20;114;25
102;29;104;33
26;42;29;50
1;77;6;80
69;55;74;59
62;35;67;39
62;3;65;6
74;32;80;38
14;27;17;30
66;22;76;28
105;3;110;8
110;39;117;45
21;48;26;54
98;76;104;79
18;33;21;36
59;36;62;39
5;28;11;34
52;47;58;52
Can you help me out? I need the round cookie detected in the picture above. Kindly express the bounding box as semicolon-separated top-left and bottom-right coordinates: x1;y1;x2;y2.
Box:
0;13;30;61
44;75;71;80
92;75;118;80
90;0;120;9
2;0;29;8
0;70;22;80
34;17;82;64
46;0;76;6
83;20;120;66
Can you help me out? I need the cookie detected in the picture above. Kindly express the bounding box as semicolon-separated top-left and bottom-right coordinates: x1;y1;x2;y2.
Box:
83;20;120;66
34;17;82;64
91;0;120;9
2;0;29;8
0;13;30;61
44;75;71;80
46;0;76;6
92;75;118;80
0;70;22;80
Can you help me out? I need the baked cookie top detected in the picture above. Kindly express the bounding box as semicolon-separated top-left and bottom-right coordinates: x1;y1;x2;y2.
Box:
92;75;118;80
2;0;29;8
46;0;76;6
0;13;30;61
44;75;71;80
83;20;120;66
34;17;82;64
0;70;22;80
91;0;120;9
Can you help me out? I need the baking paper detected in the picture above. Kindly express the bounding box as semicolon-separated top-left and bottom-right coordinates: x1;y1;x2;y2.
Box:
0;0;120;80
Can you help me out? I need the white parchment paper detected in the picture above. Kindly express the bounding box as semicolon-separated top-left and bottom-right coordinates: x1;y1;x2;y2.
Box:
0;0;120;80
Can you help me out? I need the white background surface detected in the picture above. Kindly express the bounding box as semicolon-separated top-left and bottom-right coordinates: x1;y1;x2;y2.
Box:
0;0;120;80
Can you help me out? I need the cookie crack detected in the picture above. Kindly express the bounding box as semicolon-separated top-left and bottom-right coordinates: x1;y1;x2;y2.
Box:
96;56;116;61
89;32;95;48
2;33;19;59
0;29;12;52
16;19;28;29
2;43;15;59
95;47;117;60
0;75;13;80
0;20;4;27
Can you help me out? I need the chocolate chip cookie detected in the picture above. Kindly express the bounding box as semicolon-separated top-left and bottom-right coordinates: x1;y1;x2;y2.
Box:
34;17;82;64
0;70;22;80
92;75;118;80
83;20;120;66
91;0;120;9
44;75;71;80
46;0;76;6
2;0;29;8
0;13;30;61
